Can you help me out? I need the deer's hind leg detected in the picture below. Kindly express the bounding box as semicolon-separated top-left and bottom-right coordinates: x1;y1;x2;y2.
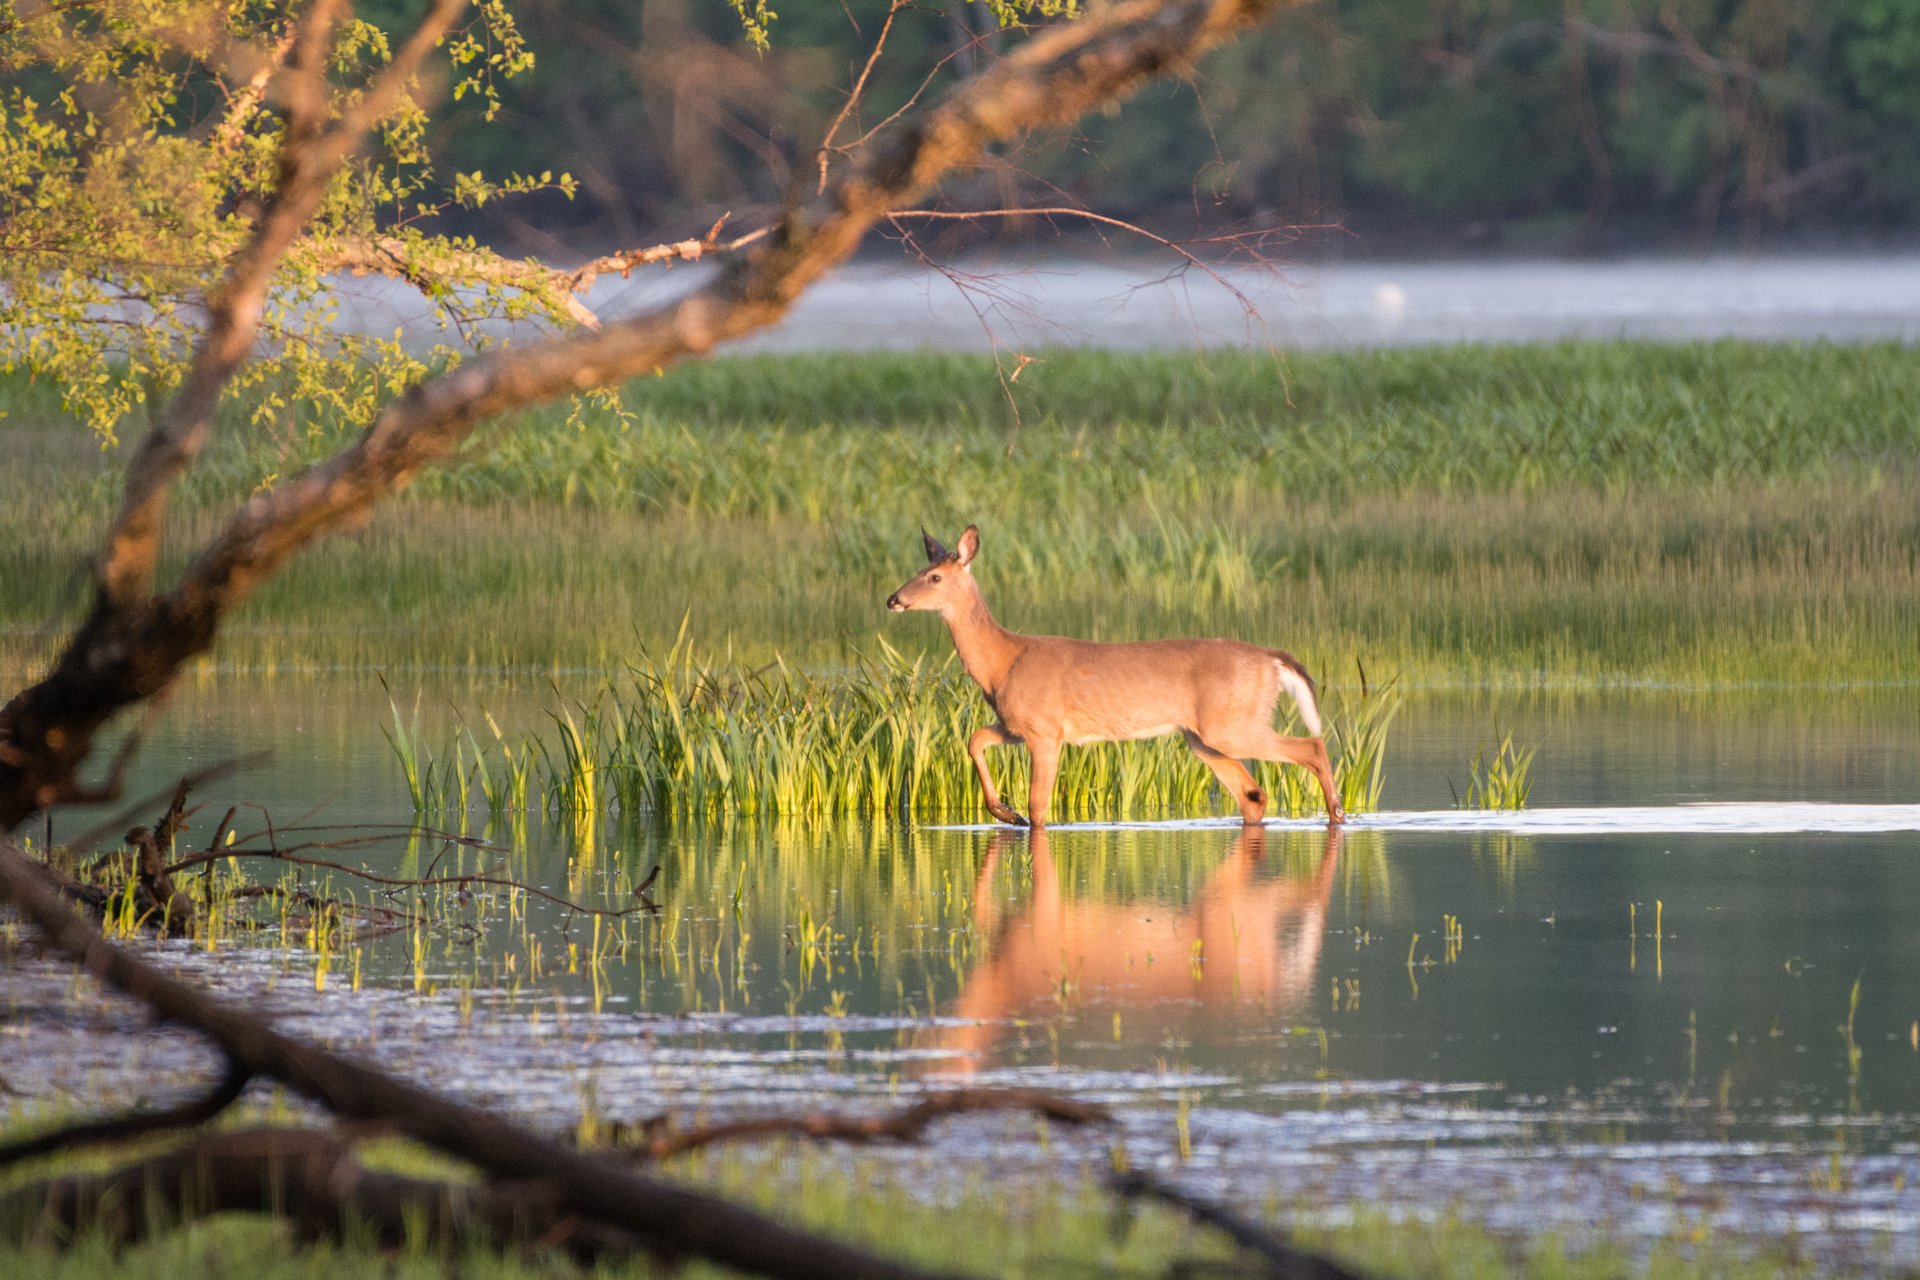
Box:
968;724;1028;827
1183;731;1268;825
1198;725;1345;826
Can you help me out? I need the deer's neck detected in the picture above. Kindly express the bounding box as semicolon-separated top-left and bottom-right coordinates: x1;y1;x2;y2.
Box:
941;585;1023;700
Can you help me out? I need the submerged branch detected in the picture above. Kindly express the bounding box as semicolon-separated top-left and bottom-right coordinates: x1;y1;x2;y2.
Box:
634;1087;1110;1160
161;842;655;921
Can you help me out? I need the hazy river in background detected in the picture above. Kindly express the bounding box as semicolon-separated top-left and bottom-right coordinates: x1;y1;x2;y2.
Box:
335;253;1920;352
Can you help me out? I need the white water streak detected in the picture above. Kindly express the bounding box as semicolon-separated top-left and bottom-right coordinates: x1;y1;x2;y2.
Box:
928;803;1920;836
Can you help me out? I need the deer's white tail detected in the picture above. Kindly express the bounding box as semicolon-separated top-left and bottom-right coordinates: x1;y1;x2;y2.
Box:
1274;654;1324;737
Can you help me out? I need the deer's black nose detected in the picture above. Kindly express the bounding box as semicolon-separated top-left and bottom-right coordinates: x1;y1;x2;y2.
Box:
886;592;903;611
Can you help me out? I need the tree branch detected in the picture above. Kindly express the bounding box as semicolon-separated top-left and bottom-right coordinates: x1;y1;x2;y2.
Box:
818;0;910;194
318;219;770;331
95;0;465;610
201;30;302;156
174;0;1303;622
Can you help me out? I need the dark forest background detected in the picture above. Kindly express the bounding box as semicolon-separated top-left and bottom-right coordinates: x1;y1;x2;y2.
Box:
408;0;1920;257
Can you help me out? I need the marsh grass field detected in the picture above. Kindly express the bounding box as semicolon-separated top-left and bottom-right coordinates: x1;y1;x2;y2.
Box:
3;341;1917;686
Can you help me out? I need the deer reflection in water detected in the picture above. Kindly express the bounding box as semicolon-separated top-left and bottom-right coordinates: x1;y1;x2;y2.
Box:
926;825;1342;1072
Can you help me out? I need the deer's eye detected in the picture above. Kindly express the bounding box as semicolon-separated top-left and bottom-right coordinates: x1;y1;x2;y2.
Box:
929;573;942;583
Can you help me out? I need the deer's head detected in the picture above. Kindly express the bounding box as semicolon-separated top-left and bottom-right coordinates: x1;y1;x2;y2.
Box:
886;525;979;614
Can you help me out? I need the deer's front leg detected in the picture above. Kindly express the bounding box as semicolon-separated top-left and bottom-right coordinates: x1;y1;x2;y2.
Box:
1026;736;1061;829
968;724;1028;826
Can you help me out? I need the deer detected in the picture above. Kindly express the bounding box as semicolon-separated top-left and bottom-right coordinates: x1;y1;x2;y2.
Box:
886;525;1344;828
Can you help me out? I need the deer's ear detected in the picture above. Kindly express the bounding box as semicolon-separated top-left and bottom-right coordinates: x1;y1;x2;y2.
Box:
956;525;980;567
922;527;951;565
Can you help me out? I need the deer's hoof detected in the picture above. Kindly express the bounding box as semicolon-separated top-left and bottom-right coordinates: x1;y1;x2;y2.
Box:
987;801;1028;827
1326;807;1348;827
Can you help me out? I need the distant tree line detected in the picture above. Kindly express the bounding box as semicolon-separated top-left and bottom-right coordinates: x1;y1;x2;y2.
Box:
427;0;1920;253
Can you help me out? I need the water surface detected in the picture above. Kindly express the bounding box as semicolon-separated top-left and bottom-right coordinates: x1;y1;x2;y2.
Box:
6;678;1919;1264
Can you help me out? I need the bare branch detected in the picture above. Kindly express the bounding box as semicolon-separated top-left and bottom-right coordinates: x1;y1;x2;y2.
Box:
561;218;774;303
0;0;91;40
60;755;272;857
818;0;910;194
161;842;655;921
892;204;1280;321
0;1063;251;1171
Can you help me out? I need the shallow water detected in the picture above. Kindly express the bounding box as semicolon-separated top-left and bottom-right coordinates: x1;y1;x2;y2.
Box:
6;677;1920;1264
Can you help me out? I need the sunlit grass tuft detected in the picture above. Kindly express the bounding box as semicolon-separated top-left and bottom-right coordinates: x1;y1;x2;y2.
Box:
1461;730;1536;810
388;641;1394;822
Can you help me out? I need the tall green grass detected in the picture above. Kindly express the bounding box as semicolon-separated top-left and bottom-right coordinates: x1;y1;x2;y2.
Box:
4;343;1918;684
385;641;1399;822
141;341;1920;511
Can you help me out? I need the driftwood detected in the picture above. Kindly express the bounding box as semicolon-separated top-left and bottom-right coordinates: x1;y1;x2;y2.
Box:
36;766;652;940
630;1087;1110;1160
123;780;198;938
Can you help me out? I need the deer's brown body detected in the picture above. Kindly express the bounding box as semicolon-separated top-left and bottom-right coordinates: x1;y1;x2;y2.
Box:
887;526;1344;828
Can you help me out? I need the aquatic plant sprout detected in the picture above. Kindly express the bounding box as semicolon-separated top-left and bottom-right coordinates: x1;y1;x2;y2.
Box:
1462;731;1536;810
